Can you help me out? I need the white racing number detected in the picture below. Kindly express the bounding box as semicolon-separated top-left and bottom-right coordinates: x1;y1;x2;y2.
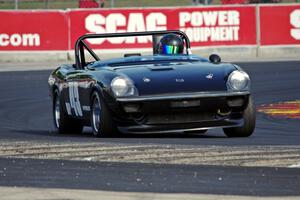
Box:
67;82;83;117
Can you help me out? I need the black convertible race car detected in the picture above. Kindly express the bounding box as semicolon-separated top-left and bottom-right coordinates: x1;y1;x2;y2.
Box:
48;30;255;137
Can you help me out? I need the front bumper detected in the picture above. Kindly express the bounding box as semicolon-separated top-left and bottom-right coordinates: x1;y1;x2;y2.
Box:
118;118;243;134
116;91;250;102
111;91;250;133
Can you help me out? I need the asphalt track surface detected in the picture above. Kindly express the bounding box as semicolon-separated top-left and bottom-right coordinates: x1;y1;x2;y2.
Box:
0;61;300;197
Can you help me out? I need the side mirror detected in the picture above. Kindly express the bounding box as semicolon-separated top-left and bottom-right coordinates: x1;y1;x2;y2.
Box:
209;54;221;64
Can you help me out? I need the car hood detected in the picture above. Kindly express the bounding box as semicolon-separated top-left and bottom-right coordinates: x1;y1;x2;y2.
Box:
113;63;236;96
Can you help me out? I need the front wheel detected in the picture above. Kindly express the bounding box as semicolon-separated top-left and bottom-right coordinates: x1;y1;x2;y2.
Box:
223;96;256;137
90;91;117;137
53;89;83;134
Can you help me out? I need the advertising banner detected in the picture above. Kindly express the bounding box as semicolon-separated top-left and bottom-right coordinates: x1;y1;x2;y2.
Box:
260;5;300;45
176;7;257;46
2;5;300;51
0;11;69;51
69;6;257;49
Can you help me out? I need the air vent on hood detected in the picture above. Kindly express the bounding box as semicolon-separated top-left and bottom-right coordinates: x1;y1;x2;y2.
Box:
148;66;174;71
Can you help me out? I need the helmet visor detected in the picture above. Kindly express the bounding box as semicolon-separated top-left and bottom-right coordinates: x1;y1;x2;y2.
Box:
162;45;180;54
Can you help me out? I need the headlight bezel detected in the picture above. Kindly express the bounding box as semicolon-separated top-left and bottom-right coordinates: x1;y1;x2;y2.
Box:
110;76;138;97
227;70;250;91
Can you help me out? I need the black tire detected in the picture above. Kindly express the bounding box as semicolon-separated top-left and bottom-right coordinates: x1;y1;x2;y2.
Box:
223;96;256;137
90;91;117;137
53;89;83;134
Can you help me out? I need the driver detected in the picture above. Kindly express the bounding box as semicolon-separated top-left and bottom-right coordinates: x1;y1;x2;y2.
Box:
157;33;184;55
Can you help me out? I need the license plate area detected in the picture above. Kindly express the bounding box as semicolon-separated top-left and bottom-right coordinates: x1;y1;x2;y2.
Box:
170;100;201;108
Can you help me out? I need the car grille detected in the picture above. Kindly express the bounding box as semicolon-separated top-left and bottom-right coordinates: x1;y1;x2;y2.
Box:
145;112;216;125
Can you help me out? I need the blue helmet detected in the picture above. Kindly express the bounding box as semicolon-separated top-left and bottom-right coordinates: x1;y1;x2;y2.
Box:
158;34;184;55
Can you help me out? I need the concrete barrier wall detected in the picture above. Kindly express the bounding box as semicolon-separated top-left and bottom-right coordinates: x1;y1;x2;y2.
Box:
2;46;300;62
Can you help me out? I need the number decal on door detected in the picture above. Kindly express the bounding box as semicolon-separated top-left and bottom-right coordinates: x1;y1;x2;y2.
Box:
68;82;83;117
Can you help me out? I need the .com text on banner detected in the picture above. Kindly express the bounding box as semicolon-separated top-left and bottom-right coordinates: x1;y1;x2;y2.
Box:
0;10;69;51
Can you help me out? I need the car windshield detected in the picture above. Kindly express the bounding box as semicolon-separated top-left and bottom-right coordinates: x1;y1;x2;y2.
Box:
88;55;208;69
108;61;197;68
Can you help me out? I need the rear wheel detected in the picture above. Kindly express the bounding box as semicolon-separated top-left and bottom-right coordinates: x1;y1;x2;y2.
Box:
223;96;256;137
90;91;117;137
53;89;83;134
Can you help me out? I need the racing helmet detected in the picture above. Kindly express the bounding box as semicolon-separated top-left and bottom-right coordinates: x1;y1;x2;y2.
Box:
157;34;184;55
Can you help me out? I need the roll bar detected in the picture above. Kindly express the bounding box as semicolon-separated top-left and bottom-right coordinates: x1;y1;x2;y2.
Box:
74;30;191;69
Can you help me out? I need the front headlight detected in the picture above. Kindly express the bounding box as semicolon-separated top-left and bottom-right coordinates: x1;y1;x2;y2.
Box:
111;76;137;97
227;70;250;91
